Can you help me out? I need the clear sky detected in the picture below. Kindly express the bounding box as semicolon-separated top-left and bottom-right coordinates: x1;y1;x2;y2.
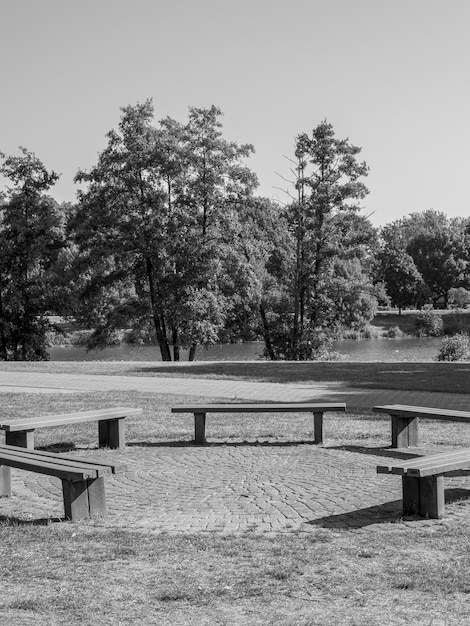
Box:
1;0;469;226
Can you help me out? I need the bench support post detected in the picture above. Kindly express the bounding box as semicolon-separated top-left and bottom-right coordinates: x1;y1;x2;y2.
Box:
194;412;206;444
62;477;107;521
402;474;445;519
391;416;418;448
5;430;35;449
98;418;125;449
0;465;11;497
313;412;324;445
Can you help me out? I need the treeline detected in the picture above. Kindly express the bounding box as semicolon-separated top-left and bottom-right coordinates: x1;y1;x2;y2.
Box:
1;101;470;361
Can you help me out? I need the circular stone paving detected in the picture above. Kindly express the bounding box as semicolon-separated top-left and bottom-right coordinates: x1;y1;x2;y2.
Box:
5;442;470;532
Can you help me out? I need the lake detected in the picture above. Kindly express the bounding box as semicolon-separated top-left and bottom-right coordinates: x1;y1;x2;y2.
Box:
48;337;444;362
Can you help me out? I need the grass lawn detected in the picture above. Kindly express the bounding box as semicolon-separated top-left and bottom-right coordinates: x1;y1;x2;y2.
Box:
3;359;470;394
1;369;470;624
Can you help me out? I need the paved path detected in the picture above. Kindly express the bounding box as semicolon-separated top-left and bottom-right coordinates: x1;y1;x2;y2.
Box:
2;369;470;410
1;368;470;532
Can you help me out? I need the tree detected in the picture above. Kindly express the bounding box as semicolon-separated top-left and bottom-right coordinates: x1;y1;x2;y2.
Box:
379;248;426;313
380;212;468;308
71;101;258;360
262;121;374;359
0;148;66;360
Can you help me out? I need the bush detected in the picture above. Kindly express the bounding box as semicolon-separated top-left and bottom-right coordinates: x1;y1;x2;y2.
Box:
385;325;404;339
437;333;470;361
415;311;444;337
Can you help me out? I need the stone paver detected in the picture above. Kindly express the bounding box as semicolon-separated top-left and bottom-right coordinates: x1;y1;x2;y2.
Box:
1;368;470;532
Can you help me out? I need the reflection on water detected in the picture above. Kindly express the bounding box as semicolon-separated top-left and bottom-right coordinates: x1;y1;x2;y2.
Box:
48;337;443;362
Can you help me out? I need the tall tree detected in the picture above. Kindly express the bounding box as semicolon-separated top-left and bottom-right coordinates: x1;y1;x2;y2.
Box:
0;148;65;360
263;121;374;359
71;101;257;360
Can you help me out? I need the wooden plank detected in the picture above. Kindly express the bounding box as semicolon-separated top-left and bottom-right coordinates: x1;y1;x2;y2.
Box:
377;450;470;478
172;403;346;414
0;455;99;480
419;475;445;518
62;478;92;520
0;444;126;474
86;477;107;518
391;415;419;448
374;405;470;422
313;412;323;445
402;475;420;514
0;407;142;431
194;412;206;444
0;448;115;477
5;430;35;449
0;465;11;497
98;418;126;449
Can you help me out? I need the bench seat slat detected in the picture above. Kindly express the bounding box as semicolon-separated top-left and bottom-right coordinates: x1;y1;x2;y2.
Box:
171;403;346;414
378;450;470;477
0;444;126;474
0;455;103;480
374;405;470;421
0;450;113;478
0;407;143;431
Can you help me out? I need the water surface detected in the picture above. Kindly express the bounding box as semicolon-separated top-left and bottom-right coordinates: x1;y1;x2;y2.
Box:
48;337;443;362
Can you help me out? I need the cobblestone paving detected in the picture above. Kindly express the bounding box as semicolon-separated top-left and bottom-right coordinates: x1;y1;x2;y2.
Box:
1;369;470;531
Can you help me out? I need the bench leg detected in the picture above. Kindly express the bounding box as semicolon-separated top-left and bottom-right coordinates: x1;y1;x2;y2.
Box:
313;412;324;445
62;477;107;521
98;418;125;449
194;412;206;444
402;475;445;519
391;416;418;448
5;430;35;449
0;465;11;497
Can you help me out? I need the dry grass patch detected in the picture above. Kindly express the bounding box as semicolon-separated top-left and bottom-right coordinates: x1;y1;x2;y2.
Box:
0;523;470;625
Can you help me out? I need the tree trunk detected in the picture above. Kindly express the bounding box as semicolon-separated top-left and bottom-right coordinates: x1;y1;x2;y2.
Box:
172;328;180;362
145;257;172;361
188;344;197;361
259;303;276;360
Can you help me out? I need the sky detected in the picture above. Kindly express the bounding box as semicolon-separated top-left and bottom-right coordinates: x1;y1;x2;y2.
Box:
1;0;469;226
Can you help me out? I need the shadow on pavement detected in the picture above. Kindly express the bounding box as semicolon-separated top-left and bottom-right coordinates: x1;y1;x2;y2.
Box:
127;439;327;448
308;488;470;529
328;444;424;460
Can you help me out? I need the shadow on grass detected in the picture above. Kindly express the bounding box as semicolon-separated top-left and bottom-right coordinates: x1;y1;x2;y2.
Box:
308;488;470;528
307;500;403;528
0;514;63;526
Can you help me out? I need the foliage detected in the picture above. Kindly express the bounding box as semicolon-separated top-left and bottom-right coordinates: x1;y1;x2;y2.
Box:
380;212;469;308
70;101;257;361
0;148;67;360
448;287;470;309
415;311;444;337
261;121;375;359
378;246;426;312
385;325;404;338
437;332;470;361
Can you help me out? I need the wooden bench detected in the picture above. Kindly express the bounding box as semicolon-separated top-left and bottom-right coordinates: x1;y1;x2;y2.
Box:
0;407;143;450
377;448;470;518
171;403;347;444
373;404;470;448
0;443;126;521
